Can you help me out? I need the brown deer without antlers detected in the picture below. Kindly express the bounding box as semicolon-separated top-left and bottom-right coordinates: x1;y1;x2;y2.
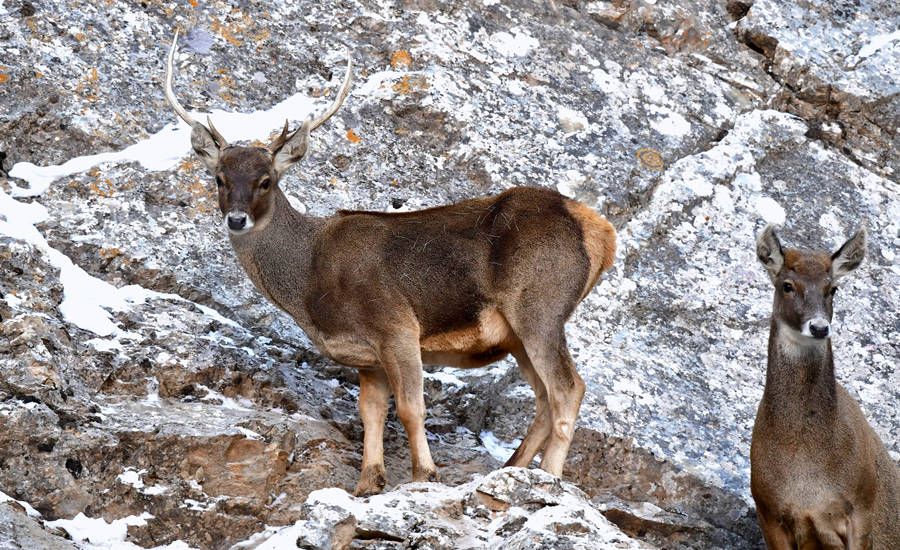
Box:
163;31;616;496
752;225;900;550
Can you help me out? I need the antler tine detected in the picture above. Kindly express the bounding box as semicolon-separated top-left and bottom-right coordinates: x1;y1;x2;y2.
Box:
309;46;353;131
164;29;199;128
206;116;229;148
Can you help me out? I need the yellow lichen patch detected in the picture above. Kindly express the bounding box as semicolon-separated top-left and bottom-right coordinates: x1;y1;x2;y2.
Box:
179;158;201;173
210;11;256;47
90;178;115;197
395;129;408;134
100;248;122;259
346;129;361;143
391;50;412;67
310;87;332;98
391;75;429;95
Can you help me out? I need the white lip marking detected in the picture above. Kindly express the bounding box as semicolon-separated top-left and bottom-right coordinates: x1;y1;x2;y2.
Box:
802;317;830;338
225;210;254;235
777;321;828;358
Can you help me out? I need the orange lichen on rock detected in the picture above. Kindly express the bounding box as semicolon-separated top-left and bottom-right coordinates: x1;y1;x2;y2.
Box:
100;248;122;259
392;75;429;95
0;74;8;83
391;50;412;67
346;129;361;143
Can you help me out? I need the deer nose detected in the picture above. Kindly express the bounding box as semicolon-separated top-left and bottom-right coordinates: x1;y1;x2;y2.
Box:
809;319;830;339
227;212;248;231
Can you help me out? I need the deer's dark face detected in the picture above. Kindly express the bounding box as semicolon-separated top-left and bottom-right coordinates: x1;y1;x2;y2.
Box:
214;147;276;235
773;251;836;340
757;224;866;345
164;28;352;238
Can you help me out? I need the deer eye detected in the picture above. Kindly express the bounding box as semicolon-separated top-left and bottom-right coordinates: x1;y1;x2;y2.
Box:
782;282;794;293
259;177;271;191
215;176;225;188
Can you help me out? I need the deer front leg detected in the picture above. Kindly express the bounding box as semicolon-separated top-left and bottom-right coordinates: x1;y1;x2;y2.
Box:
379;338;438;483
757;506;794;550
504;346;552;468
354;367;391;496
808;505;863;550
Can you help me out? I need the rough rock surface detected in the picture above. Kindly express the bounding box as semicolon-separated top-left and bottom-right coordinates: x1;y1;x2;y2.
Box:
1;0;898;549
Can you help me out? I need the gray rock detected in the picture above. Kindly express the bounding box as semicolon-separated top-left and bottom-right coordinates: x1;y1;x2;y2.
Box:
0;502;77;550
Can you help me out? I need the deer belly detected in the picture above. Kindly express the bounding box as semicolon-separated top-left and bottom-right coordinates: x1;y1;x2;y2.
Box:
419;309;515;357
315;334;379;368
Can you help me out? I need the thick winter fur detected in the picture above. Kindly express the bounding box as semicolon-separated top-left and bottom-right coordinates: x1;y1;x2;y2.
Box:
165;32;616;496
751;225;900;550
230;184;613;494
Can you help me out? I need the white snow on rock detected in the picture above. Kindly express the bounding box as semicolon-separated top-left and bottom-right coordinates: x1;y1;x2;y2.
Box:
755;197;786;224
856;29;900;59
0;490;41;518
488;30;539;58
44;512;195;549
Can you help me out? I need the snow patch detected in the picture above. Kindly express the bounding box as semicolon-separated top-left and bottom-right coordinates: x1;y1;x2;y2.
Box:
489;30;539;58
0;489;41;517
45;512;166;549
8;82;349;197
424;368;466;388
856;29;900;59
480;431;521;463
648;105;692;138
117;468;147;490
755;197;786;224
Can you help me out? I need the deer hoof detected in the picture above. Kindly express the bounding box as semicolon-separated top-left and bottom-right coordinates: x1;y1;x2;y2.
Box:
413;469;439;483
354;467;386;497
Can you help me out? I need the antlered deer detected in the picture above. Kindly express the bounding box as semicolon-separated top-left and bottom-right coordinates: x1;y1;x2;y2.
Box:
163;31;616;495
753;225;900;549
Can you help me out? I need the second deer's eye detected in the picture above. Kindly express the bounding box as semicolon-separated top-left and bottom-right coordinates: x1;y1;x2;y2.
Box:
259;177;271;191
215;176;224;188
782;282;794;293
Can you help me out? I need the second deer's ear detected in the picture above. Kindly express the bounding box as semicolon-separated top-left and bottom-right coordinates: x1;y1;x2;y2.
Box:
757;224;784;283
270;119;311;179
831;227;866;280
191;123;221;171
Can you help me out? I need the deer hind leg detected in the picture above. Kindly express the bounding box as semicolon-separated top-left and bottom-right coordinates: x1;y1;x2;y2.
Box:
354;367;392;496
503;345;552;468
506;321;584;477
378;336;438;484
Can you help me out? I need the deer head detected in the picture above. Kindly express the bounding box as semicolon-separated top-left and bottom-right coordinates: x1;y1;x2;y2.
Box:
164;29;352;234
756;224;866;342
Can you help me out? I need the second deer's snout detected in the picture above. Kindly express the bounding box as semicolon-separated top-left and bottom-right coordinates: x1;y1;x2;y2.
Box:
226;211;253;233
804;318;830;339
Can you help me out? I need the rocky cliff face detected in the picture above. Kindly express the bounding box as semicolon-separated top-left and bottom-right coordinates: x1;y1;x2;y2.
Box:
1;0;898;549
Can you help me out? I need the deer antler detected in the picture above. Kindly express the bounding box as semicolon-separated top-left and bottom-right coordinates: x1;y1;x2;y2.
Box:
164;29;229;147
309;46;353;131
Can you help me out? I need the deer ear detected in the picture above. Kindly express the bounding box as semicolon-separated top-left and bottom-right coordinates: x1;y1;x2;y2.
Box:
757;224;784;282
191;123;221;171
270;119;311;178
831;227;866;280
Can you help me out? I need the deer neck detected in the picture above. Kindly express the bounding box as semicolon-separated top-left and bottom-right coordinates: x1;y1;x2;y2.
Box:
762;318;839;428
227;187;322;322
